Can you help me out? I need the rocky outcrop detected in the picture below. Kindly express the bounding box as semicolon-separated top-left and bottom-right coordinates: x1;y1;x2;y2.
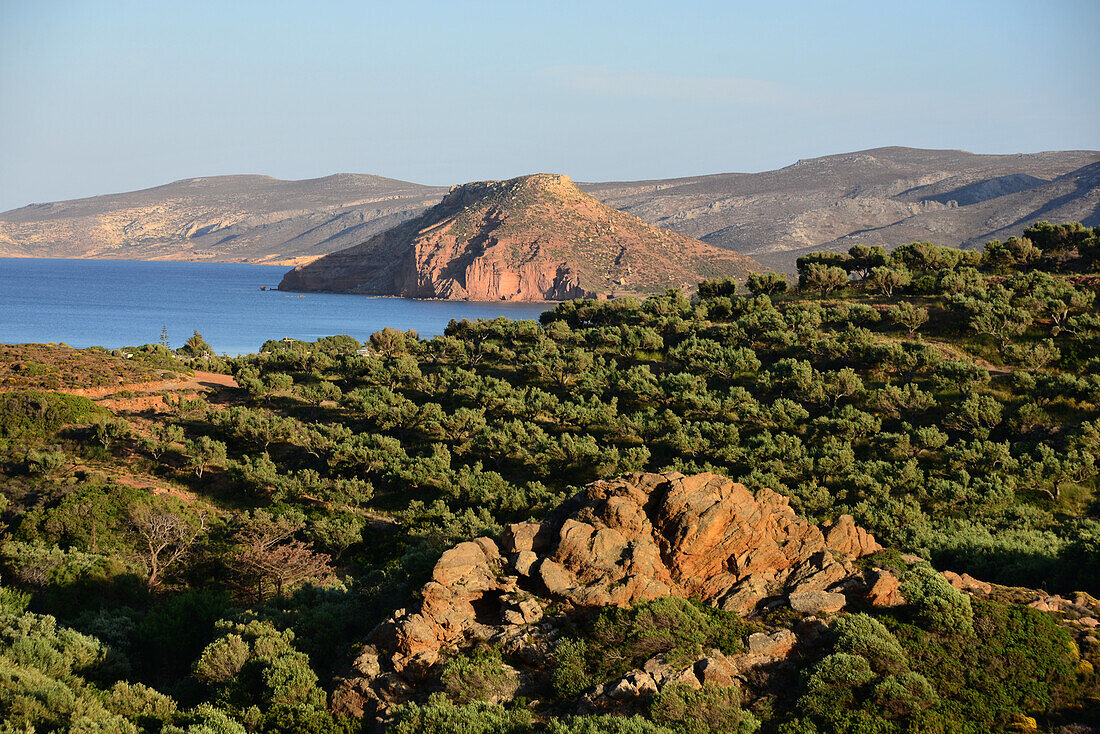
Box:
333;471;1075;724
333;472;896;719
279;174;761;301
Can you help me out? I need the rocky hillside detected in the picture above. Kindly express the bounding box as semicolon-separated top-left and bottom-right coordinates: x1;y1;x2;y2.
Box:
584;147;1100;270
5;148;1096;271
335;471;1099;728
0;173;446;264
278;174;761;301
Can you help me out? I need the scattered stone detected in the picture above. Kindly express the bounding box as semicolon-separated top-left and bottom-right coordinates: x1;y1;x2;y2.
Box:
1072;591;1099;608
502;522;544;553
747;629;796;657
789;589;846;615
513;550;538;576
538;558;577;597
866;568;905;608
342;472;888;711
432;539;501;592
824;514;882;558
794;617;829;645
720;576;770;614
608;670;658;699
668;666;703;689
785;551;850;592
694;655;739;687
400;651;438;682
352;646;382;679
643;655;675;685
943;570;992;595
502;596;544;626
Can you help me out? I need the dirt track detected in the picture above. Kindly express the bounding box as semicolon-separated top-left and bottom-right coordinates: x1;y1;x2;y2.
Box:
63;370;239;398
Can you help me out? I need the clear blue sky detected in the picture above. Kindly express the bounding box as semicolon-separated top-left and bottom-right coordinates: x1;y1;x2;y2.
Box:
1;0;1098;211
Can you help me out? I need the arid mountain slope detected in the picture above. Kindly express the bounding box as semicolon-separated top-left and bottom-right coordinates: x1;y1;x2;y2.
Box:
278;174;761;301
581;147;1100;270
3;147;1096;270
0;174;446;264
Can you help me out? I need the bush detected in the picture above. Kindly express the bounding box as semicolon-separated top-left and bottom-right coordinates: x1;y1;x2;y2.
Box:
547;715;678;734
0;390;105;438
441;645;519;704
651;682;760;734
553;638;593;698
830;613;908;674
587;596;748;680
798;653;876;716
871;672;936;717
888;600;1081;730
391;693;532;734
900;565;974;635
104;680;178;728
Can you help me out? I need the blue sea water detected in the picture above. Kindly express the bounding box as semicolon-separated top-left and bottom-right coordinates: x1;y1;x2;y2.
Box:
0;258;551;355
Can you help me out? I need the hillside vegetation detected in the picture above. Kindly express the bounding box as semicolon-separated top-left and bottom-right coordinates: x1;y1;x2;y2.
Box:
0;221;1098;732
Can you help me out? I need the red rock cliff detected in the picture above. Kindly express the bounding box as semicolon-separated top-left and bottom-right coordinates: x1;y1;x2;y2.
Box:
279;174;762;301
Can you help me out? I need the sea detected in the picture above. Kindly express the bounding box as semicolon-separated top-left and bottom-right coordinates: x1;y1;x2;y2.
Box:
0;258;551;355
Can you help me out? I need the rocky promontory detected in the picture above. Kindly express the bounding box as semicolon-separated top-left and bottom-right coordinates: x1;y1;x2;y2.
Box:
278;174;761;301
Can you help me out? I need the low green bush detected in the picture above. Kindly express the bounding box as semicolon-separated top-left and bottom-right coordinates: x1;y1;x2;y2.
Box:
442;644;519;704
0;390;105;438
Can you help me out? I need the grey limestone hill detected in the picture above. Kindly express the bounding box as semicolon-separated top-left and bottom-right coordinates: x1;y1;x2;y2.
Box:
583;146;1100;270
2;147;1097;271
0;173;447;264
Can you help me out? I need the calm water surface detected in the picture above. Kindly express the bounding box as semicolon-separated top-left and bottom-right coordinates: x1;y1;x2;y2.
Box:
0;258;551;355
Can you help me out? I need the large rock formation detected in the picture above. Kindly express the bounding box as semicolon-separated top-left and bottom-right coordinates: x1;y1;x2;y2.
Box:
278;174;761;301
335;472;895;719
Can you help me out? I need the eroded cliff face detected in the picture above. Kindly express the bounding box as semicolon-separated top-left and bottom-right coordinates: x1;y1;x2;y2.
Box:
279;174;761;301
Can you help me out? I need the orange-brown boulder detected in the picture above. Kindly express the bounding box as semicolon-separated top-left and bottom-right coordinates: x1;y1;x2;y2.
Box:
866;568;905;608
360;472;884;680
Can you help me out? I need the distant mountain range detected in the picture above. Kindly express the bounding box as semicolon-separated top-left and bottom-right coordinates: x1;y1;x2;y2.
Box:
0;174;447;266
279;173;760;301
2;147;1097;271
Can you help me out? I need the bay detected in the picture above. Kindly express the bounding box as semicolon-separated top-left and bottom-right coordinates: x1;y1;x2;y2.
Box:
0;258;551;355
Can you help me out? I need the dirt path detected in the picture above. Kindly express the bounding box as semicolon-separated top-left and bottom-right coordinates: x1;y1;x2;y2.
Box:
67;463;201;505
65;370;239;399
921;339;1013;375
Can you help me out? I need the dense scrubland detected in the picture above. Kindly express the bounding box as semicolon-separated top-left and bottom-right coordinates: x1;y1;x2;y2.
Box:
0;221;1098;732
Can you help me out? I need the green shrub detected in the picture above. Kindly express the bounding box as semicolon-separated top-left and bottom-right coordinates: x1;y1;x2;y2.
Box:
888;600;1081;730
871;672;937;717
547;715;679;733
900;565;974;635
798;653;876;716
104;680;178;728
831;613;908;674
650;682;760;734
391;692;532;734
552;637;593;698
441;645;519;704
587;596;748;680
0;390;105;438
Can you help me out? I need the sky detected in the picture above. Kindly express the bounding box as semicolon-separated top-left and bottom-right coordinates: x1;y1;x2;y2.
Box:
1;0;1098;212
